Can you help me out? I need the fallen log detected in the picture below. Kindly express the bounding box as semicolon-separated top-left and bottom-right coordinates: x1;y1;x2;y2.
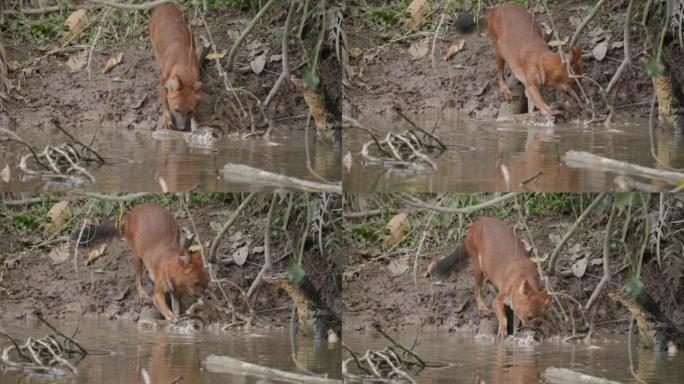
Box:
544;367;623;384
204;355;341;384
563;151;684;186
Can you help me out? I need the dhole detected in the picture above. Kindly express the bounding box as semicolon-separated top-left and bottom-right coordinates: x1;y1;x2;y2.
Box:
76;203;209;321
457;3;583;116
424;217;550;338
149;4;202;131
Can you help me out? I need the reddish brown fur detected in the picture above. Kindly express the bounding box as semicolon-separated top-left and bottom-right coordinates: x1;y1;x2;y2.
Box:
149;4;201;131
485;3;582;115
122;203;209;320
426;217;551;338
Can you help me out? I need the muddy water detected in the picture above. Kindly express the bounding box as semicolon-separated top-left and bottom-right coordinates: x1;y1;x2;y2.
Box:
345;332;684;383
343;114;684;192
0;128;340;192
0;319;341;383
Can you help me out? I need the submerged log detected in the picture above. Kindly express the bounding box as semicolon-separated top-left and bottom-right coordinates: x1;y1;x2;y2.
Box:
204;355;342;384
544;367;623;384
563;151;684;186
221;164;341;193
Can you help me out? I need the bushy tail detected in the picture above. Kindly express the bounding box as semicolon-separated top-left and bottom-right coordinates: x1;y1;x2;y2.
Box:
72;223;119;246
453;12;486;34
424;244;469;279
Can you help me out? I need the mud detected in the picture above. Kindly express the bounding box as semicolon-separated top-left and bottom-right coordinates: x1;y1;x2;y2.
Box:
344;1;683;121
0;199;341;327
342;213;684;337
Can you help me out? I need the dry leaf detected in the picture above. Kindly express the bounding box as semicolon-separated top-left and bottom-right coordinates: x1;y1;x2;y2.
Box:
530;253;549;263
45;201;70;235
591;258;603;266
48;243;71;264
571;257;588;278
388;255;410;276
209;220;223;233
250;54;266;75
188;244;203;252
548;36;569;47
252;246;264;253
0;165;9;183
443;39;466;61
65;51;88;72
403;0;430;31
349;47;363;59
611;41;624;49
269;54;282;62
592;41;608;61
84;243;107;266
229;231;244;242
233;245;249;265
101;52;123;74
64;9;88;40
206;50;226;60
407;38;430;58
8;61;21;72
383;212;409;246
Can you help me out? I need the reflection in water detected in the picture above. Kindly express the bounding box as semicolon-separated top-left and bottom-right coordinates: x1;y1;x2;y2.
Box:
344;114;684;191
0;128;340;192
0;319;341;383
345;332;684;383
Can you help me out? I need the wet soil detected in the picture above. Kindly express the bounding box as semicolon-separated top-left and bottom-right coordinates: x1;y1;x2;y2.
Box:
342;212;684;337
343;1;683;121
0;199;341;327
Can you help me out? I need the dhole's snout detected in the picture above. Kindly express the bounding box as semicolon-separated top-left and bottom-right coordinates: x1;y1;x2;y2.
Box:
169;109;193;131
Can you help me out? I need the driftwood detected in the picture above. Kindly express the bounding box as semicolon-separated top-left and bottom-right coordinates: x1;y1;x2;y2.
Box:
222;164;341;193
204;355;341;384
563;151;684;186
544;367;622;384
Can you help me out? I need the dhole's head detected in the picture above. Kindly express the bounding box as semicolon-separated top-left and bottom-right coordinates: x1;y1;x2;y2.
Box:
511;280;551;328
165;74;201;131
173;234;209;295
176;249;210;295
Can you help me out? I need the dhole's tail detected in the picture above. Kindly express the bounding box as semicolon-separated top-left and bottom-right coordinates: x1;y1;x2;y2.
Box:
424;244;469;279
453;11;487;33
72;223;120;246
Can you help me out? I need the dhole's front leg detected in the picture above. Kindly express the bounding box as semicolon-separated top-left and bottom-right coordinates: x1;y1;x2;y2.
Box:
493;292;508;339
170;293;181;317
525;84;555;116
152;287;174;321
159;77;171;129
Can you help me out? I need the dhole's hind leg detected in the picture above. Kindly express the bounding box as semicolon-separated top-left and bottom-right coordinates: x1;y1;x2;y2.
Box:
495;51;513;101
473;263;492;315
132;253;152;304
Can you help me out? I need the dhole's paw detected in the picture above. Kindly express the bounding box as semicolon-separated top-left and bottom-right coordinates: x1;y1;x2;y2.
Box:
497;326;507;339
139;294;153;305
478;307;493;316
501;88;513;101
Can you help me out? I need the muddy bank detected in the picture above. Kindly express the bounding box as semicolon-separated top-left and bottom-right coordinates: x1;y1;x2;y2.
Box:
343;1;683;121
342;212;684;337
0;196;341;327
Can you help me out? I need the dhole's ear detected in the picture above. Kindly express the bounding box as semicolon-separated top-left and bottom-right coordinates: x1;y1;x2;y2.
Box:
193;81;202;91
519;280;531;295
166;75;181;92
542;292;551;306
423;262;436;278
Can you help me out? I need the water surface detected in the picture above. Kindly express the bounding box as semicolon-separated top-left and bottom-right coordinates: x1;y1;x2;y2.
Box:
344;331;684;383
344;113;684;191
0;319;341;383
0;127;340;192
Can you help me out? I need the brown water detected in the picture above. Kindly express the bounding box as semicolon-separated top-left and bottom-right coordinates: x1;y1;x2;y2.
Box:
343;114;684;192
0;127;340;192
0;319;341;383
344;332;684;383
